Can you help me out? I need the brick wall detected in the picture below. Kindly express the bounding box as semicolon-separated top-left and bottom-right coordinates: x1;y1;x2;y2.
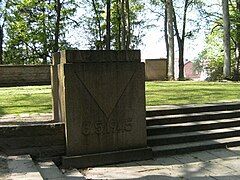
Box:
145;59;167;81
0;65;51;87
184;61;201;80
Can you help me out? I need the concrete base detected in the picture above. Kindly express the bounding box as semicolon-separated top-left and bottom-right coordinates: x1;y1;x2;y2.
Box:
62;147;153;168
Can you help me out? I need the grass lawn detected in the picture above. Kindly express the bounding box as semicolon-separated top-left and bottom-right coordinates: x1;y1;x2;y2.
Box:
0;81;240;115
146;81;240;106
0;86;52;115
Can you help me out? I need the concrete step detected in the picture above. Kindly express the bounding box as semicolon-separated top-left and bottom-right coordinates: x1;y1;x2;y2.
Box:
5;145;65;158
146;109;240;126
146;102;240;117
7;154;43;179
63;168;86;179
152;136;240;157
36;160;65;179
148;127;240;146
147;118;240;136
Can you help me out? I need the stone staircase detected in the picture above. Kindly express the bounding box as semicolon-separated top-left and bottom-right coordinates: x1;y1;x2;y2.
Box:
146;102;240;157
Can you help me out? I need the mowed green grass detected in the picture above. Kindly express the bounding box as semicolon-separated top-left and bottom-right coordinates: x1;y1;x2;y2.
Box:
0;81;240;115
146;81;240;106
0;86;52;115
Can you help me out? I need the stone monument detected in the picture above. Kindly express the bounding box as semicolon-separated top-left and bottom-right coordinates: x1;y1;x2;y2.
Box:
56;50;152;168
51;52;60;122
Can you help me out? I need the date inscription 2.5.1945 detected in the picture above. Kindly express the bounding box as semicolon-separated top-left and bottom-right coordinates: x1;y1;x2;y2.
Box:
82;118;133;136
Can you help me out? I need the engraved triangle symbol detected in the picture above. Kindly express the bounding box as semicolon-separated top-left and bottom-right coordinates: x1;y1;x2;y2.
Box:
75;63;136;118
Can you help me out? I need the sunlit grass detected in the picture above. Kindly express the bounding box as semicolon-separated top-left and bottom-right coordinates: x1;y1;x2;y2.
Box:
0;81;240;115
0;86;52;115
146;81;240;106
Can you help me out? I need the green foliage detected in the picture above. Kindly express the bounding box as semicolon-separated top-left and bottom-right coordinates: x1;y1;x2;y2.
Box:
198;0;240;81
207;57;224;81
198;29;224;81
81;0;146;50
3;0;77;64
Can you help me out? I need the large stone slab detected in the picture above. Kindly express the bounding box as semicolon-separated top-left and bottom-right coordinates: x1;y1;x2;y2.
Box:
62;62;146;155
58;50;152;168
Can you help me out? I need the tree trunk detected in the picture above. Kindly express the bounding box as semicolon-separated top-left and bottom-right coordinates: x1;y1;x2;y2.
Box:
164;0;169;63
178;0;188;80
178;41;184;80
92;0;103;50
0;26;3;64
222;0;231;79
42;6;47;64
106;0;111;50
116;0;121;50
234;1;240;81
126;0;130;49
166;0;174;80
121;0;126;50
54;0;61;53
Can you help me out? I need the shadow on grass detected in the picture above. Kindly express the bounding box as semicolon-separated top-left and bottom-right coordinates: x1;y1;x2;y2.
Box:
2;104;51;108
0;106;6;117
0;104;52;119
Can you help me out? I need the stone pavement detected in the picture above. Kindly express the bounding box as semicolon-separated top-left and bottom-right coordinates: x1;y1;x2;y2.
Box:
1;147;240;179
82;147;240;179
0;153;8;180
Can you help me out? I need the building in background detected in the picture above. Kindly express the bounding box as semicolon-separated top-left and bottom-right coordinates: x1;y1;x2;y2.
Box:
144;58;208;81
184;61;201;80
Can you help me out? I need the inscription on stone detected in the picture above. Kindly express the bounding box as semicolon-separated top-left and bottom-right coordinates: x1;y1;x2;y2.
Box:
82;118;133;136
59;50;150;158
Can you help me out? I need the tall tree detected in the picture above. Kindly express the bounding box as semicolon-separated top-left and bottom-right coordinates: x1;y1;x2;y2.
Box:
106;0;111;49
172;0;187;80
126;0;130;49
0;0;8;64
149;0;206;80
0;20;3;64
166;0;174;80
164;0;169;66
0;26;3;64
235;0;240;80
196;0;240;81
231;0;240;80
82;0;145;50
54;0;62;53
116;0;121;49
121;0;127;49
222;0;231;79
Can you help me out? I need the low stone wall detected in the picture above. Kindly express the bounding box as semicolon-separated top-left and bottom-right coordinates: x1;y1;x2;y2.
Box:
0;65;51;87
145;59;167;81
0;59;167;87
0;123;65;158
